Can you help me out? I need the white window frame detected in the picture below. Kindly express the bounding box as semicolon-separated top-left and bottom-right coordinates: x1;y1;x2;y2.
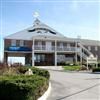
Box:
67;43;70;48
11;39;16;46
59;43;63;48
38;41;42;49
20;40;24;46
38;41;42;46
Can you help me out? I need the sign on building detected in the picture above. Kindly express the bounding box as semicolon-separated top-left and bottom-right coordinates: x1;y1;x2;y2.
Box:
87;54;98;69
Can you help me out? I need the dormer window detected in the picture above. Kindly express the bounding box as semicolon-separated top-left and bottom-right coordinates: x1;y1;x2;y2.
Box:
28;27;56;34
37;31;42;33
44;30;48;33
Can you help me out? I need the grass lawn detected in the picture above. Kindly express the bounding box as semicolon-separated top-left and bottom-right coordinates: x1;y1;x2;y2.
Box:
63;65;81;71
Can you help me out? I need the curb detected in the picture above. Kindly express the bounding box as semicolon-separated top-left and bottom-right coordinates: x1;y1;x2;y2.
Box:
38;82;51;100
36;66;63;71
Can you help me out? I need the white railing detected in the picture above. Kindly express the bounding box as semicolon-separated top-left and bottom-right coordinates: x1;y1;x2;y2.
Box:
56;47;76;51
34;45;55;51
78;43;92;55
77;42;94;61
34;45;76;52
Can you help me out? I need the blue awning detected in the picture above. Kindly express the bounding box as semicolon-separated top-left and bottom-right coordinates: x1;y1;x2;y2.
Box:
7;46;32;51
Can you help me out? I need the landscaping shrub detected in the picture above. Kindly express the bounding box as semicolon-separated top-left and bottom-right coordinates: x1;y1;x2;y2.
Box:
17;67;50;79
17;66;28;74
31;67;50;79
92;67;100;72
80;65;87;70
0;75;49;100
0;66;50;100
98;63;100;67
57;62;66;66
63;65;81;71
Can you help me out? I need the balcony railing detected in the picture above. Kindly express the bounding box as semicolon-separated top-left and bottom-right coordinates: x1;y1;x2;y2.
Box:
34;45;55;51
56;47;76;51
34;45;76;52
5;45;80;52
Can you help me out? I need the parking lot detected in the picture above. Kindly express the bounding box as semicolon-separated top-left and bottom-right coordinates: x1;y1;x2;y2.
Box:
47;71;100;100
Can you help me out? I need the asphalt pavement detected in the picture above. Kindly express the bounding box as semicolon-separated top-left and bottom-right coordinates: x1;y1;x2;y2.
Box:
47;71;100;100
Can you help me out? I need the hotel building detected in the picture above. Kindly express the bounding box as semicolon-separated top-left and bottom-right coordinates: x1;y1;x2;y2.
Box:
4;19;100;66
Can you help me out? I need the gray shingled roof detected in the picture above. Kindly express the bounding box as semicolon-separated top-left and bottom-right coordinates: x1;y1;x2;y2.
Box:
5;19;100;46
5;19;66;40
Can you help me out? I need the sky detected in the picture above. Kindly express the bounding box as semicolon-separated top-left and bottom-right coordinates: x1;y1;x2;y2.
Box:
0;0;100;63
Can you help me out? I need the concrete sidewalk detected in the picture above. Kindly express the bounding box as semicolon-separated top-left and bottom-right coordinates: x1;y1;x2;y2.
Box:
47;71;100;100
36;66;63;71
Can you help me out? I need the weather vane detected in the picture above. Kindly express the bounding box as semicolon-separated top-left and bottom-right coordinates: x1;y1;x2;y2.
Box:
33;12;40;18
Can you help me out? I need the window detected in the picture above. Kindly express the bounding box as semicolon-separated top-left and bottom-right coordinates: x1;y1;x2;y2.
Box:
38;41;42;46
59;43;63;48
37;31;42;33
67;43;70;48
20;40;24;46
35;54;45;62
95;46;98;51
11;39;16;46
88;46;91;51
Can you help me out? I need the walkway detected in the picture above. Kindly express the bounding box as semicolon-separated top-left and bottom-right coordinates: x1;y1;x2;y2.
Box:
47;71;100;100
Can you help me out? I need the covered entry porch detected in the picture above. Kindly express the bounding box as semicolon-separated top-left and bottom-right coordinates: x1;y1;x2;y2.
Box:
4;51;55;66
4;51;32;66
34;53;54;66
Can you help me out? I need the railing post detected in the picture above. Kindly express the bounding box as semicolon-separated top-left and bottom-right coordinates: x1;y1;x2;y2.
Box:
80;47;82;65
32;39;35;66
75;42;78;64
55;40;57;66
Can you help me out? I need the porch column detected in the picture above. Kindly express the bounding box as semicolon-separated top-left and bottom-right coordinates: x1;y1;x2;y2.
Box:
32;39;35;66
55;40;57;66
75;42;78;64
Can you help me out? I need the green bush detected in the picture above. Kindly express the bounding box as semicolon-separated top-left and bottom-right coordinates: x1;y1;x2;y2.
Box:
31;67;50;79
0;67;50;100
17;67;50;79
92;68;100;72
0;75;49;100
63;65;81;71
17;66;28;74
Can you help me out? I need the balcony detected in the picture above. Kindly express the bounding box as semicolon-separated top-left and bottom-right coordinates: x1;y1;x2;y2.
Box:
34;45;55;51
57;47;76;52
34;45;76;52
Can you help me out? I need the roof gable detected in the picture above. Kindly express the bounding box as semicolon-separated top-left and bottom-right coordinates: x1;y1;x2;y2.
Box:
5;19;65;40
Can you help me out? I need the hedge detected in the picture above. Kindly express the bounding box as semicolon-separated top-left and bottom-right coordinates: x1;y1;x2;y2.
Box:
63;65;81;71
92;68;100;72
17;67;50;79
0;75;49;100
